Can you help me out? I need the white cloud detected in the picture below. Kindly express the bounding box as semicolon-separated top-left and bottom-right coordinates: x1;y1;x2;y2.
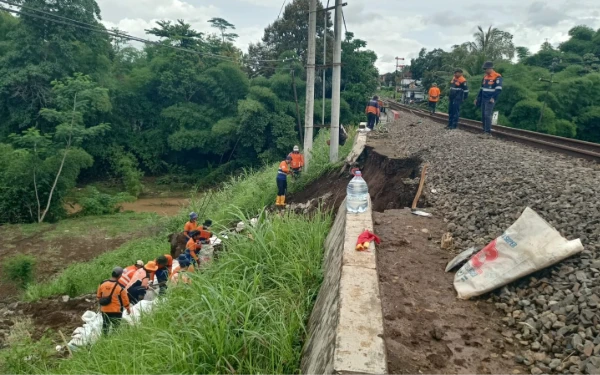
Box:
95;0;600;73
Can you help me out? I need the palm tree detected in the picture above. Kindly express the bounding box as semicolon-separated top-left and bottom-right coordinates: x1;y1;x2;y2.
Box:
463;26;515;74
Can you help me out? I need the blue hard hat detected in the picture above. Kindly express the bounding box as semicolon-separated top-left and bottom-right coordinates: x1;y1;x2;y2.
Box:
190;212;198;220
177;254;190;267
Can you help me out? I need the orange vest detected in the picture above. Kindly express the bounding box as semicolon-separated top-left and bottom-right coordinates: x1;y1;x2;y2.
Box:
289;153;304;169
183;221;197;236
97;280;130;313
126;268;149;289
428;87;441;102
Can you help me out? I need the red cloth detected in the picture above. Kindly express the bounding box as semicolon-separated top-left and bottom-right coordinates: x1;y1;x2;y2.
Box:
356;230;381;246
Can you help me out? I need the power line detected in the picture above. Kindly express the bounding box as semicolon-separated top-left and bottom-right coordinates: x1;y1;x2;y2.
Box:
0;0;296;64
341;7;347;34
277;0;287;19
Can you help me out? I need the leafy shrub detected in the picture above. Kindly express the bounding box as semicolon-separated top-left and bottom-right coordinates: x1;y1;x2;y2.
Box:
109;148;144;197
509;99;556;134
575;106;600;142
3;255;36;289
553;119;577;138
78;186;135;216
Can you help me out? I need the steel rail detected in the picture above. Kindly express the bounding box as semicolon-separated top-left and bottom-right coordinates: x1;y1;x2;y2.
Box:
386;100;600;162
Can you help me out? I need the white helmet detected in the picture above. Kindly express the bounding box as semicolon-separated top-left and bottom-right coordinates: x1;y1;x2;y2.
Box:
293;145;299;152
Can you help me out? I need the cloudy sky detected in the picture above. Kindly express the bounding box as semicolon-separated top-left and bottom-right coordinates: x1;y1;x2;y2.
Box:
98;0;600;74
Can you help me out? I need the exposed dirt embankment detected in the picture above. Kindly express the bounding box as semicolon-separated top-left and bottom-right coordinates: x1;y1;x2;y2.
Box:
287;147;423;213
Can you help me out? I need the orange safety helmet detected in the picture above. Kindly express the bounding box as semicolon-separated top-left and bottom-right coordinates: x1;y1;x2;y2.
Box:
145;261;158;272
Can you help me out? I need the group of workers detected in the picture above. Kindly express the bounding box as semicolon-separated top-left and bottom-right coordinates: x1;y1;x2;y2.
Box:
96;253;192;335
183;212;213;266
427;61;503;135
275;145;305;208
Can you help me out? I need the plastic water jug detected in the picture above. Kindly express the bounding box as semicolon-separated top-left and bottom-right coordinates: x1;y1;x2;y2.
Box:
346;170;369;213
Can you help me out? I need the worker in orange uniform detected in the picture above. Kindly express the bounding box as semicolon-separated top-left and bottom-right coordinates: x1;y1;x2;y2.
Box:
288;145;304;178
126;261;158;304
276;155;292;208
475;61;503;136
118;260;143;287
97;267;131;335
365;95;380;130
428;83;441;114
185;230;202;266
447;69;469;130
184;212;199;239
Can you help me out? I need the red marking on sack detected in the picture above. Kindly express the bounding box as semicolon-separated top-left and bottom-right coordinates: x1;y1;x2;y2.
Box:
471;239;499;268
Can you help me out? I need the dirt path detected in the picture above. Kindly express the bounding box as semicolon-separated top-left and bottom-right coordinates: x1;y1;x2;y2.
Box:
120;196;191;216
375;208;524;374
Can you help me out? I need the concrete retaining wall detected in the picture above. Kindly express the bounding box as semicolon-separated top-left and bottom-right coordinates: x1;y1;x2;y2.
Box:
301;133;387;374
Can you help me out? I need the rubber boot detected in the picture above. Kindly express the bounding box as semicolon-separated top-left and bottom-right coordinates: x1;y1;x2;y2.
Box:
276;196;281;207
281;196;286;207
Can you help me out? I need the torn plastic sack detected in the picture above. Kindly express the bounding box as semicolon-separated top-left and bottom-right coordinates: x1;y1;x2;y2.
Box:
454;207;584;299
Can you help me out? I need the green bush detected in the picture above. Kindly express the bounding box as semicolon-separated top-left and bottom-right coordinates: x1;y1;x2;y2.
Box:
553;119;577;138
78;186;135;216
509;99;556;134
575;106;600;142
3;255;36;289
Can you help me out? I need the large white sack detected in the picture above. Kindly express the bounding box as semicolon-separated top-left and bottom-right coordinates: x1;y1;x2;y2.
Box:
454;207;584;299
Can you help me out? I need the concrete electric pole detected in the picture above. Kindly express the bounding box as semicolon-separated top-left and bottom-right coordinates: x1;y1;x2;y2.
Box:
329;0;342;162
303;0;317;171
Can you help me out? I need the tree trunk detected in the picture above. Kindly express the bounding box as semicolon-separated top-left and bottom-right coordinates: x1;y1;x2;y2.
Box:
39;93;77;223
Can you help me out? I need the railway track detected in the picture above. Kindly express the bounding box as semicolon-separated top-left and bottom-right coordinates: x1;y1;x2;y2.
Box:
385;100;600;162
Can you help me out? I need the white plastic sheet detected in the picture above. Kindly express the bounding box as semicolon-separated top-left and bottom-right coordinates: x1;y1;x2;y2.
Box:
454;207;584;299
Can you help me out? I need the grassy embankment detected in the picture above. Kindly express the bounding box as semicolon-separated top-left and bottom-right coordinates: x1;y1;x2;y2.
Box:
3;130;354;374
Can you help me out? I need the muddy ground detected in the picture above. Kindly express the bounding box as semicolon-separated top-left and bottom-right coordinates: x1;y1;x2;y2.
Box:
288;136;523;374
0;294;97;349
375;209;524;374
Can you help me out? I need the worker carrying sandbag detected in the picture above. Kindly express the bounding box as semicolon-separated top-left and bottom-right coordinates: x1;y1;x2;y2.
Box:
152;256;170;295
276;155;292;208
119;260;143;286
126;261;158;304
288;145;304;178
97;267;131;335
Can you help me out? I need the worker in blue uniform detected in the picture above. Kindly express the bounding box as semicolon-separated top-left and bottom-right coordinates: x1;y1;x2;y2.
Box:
475;61;503;136
447;69;469;130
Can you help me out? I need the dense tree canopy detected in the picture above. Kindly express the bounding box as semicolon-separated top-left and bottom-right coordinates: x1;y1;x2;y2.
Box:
408;24;600;143
0;0;379;223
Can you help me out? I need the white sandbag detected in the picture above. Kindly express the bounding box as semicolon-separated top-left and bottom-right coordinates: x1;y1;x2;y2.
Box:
454;207;584;299
81;310;97;323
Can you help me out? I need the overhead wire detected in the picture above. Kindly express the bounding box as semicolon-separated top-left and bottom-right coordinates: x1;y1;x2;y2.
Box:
0;0;297;64
276;0;288;20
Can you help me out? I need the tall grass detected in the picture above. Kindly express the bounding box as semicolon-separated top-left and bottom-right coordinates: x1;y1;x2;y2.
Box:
27;212;332;374
23;129;354;302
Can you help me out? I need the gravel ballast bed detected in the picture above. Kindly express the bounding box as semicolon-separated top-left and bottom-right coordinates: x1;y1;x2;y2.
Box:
375;113;600;374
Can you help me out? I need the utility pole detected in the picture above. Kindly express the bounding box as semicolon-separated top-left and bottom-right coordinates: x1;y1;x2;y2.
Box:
394;57;404;100
303;0;317;171
537;59;559;132
329;0;342;162
322;0;330;126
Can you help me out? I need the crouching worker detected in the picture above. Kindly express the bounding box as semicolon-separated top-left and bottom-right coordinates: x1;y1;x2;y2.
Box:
171;255;192;285
153;256;171;295
126;261;158;304
185;230;202;266
97;267;131;335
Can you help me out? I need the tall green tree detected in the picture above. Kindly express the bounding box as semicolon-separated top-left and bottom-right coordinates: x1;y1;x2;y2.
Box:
208;17;238;43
